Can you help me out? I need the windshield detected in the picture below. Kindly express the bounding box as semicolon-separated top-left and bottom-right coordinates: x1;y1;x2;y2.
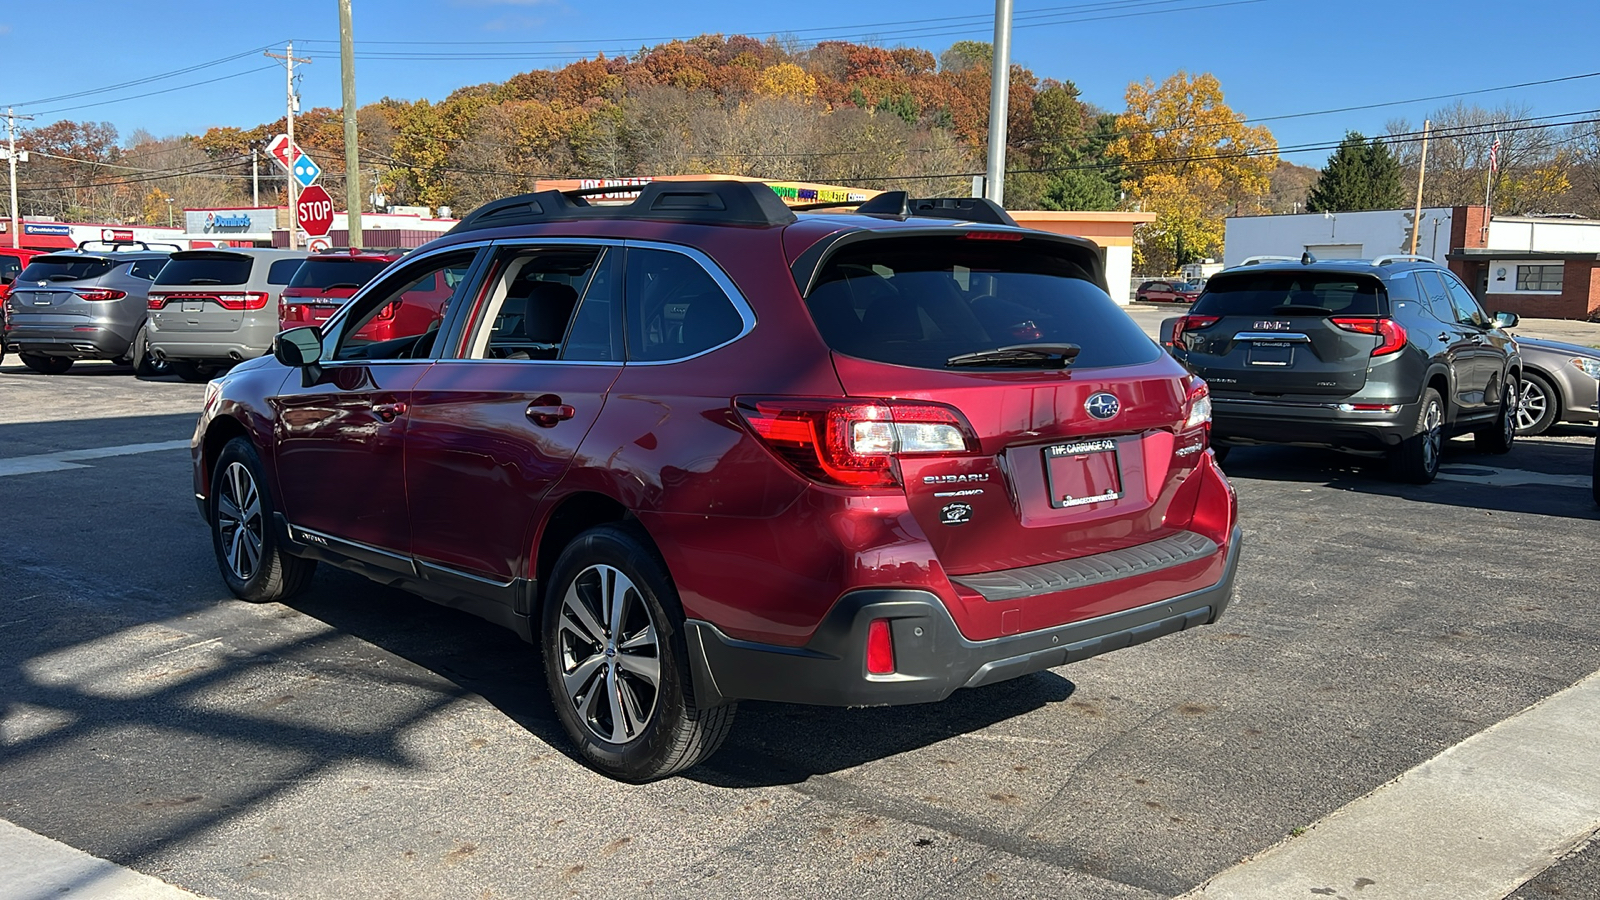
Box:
288;259;390;290
806;236;1160;371
18;257;117;283
1194;271;1386;317
155;255;253;286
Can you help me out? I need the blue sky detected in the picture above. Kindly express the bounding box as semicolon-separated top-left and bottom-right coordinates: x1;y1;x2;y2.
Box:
0;0;1595;167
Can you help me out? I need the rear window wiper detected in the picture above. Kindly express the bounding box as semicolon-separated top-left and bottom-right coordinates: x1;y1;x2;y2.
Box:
946;343;1081;369
319;283;361;293
187;278;223;284
1272;304;1330;314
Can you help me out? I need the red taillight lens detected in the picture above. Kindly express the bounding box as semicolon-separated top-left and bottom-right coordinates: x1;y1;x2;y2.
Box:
964;230;1024;241
1173;314;1221;343
75;289;126;302
214;292;270;311
866;619;896;674
735;396;978;489
1331;317;1407;356
147;295;168;310
374;300;399;321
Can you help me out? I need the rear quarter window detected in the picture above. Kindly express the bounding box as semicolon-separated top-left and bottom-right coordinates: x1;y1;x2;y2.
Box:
1194;271;1385;317
156;256;253;286
267;258;306;285
289;259;390;289
806;235;1159;371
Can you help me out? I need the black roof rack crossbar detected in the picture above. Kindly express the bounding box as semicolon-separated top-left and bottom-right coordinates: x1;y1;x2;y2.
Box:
74;239;181;253
450;180;797;233
793;191;1020;228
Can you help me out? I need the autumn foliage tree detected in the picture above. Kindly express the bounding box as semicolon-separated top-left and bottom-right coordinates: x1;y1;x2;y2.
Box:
1108;71;1277;273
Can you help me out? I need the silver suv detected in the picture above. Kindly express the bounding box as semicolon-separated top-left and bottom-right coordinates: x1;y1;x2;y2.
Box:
147;248;307;381
3;242;177;375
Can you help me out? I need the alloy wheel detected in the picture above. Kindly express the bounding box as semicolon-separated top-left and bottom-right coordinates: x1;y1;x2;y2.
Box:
1502;384;1517;445
216;461;264;581
1516;379;1548;433
1422;400;1443;473
556;564;662;744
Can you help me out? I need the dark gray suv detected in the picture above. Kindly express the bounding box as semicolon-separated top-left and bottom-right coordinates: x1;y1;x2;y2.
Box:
1166;254;1521;483
3;242;177;375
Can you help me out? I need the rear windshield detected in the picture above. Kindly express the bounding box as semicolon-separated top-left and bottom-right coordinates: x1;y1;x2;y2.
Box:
288;259;389;290
806;236;1159;370
18;257;117;283
155;255;253;286
1194;272;1385;317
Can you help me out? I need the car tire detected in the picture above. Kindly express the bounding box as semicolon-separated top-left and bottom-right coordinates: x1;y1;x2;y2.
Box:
21;354;72;375
210;437;317;604
1473;380;1517;454
1513;371;1559;436
1393;387;1444;484
131;323;168;377
168;360;212;383
541;523;736;783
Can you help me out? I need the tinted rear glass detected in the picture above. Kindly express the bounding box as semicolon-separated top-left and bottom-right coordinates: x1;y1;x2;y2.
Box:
18;257;117;282
806;236;1159;370
1194;271;1385;317
288;259;389;290
267;258;305;285
156;256;253;286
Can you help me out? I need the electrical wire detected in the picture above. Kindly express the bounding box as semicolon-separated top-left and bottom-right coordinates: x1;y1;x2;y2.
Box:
0;43;287;108
30;66;281;118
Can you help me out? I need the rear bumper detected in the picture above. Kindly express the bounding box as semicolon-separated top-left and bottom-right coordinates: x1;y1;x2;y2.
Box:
685;525;1242;708
149;334;269;362
4;324;130;359
1212;396;1422;453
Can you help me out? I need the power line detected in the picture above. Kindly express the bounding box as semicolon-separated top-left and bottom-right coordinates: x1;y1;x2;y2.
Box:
30;66;280;118
0;43;287;108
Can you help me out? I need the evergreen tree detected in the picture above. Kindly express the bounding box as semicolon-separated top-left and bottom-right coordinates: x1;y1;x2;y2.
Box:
1307;132;1406;211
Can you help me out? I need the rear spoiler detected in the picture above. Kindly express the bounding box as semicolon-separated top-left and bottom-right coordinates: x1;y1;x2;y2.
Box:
789;227;1109;297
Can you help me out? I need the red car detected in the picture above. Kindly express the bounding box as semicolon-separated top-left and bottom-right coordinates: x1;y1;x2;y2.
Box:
279;248;410;337
192;182;1240;781
1136;280;1200;303
0;247;49;364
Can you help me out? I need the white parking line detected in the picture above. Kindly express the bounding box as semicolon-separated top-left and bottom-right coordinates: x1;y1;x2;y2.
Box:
1435;465;1592;489
1183;669;1600;900
0;818;213;899
0;440;191;478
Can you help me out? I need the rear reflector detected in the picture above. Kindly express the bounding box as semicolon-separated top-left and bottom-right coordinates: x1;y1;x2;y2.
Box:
1337;403;1402;413
866;619;896;674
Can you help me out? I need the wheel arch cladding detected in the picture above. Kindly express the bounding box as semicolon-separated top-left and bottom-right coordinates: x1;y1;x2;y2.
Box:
202;417;250;507
536;492;666;612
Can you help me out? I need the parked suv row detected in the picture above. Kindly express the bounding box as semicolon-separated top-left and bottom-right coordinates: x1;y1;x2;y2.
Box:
191;182;1241;782
147;248;309;381
1164;254;1520;483
2;242;178;375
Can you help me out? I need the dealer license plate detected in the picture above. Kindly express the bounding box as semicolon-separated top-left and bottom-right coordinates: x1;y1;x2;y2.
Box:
1045;438;1123;509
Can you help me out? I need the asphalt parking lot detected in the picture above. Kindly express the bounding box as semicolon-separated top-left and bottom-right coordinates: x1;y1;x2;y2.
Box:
2;347;1598;899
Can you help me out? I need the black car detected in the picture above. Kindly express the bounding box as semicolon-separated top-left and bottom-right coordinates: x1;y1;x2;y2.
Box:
1166;254;1521;483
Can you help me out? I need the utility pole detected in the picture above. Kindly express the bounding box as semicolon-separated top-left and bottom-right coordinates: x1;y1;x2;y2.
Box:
3;108;35;249
250;140;261;207
1409;119;1431;255
339;0;363;249
265;44;311;248
984;0;1014;207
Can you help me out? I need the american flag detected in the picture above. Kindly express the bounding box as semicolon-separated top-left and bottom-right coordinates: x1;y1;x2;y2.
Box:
1489;136;1501;173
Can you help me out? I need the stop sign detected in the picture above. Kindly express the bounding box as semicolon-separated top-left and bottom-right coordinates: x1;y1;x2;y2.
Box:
296;184;335;238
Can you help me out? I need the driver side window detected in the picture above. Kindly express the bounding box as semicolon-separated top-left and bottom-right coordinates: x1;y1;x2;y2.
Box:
332;251;476;361
1442;274;1488;328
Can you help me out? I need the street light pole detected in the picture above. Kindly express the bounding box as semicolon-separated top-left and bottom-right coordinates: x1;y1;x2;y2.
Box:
984;0;1014;206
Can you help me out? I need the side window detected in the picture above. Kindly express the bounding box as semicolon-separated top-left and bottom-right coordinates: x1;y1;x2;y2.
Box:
333;252;476;361
1442;274;1488;327
267;258;304;285
128;259;165;281
462;246;610;361
1414;272;1452;323
624;248;744;361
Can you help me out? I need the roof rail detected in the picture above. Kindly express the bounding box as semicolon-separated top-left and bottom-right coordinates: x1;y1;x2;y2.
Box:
450;180;797;233
795;190;1020;227
1237;255;1300;266
1371;253;1433;266
74;239;181;253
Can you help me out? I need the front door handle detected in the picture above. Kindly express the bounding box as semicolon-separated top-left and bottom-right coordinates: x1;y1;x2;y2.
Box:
372;401;407;422
526;395;575;428
1437;332;1451;343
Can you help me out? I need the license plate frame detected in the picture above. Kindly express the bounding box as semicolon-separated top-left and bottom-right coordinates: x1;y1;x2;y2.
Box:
1247;341;1293;366
181;301;204;313
1045;438;1123;509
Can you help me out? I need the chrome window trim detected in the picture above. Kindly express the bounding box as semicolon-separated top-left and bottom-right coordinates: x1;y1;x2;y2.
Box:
621;238;756;366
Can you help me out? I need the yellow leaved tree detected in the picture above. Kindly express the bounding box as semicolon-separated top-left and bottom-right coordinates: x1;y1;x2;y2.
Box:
1108;72;1276;274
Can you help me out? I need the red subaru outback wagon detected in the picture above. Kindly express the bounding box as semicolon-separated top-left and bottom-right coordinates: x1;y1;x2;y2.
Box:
191;182;1240;781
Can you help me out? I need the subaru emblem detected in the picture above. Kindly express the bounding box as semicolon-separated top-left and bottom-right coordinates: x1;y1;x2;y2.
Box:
1085;392;1120;420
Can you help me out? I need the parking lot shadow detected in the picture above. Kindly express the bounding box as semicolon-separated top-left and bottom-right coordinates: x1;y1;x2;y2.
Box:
1218;433;1599;521
0;413;200;458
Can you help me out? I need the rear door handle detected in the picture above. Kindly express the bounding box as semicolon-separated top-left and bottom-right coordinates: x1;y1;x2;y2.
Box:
526;395;575;428
372;401;407;422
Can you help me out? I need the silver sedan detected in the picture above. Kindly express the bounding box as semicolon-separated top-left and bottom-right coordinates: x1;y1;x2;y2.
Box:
1511;336;1600;435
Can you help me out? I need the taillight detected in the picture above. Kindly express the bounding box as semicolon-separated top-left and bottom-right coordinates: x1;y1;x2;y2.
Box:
75;289;126;302
964;230;1024;241
1331;317;1407;356
147;295;169;310
214;292;270;311
866;619;896;674
735;396;978;489
1173;314;1221;343
374;301;399;321
1183;379;1212;431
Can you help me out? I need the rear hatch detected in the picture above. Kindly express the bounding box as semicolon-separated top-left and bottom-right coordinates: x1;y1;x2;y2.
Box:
798;232;1208;576
6;256;120;327
280;256;392;330
1178;269;1389;398
148;252;257;332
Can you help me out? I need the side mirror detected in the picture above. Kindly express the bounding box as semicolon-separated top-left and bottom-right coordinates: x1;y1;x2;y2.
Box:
273;326;323;368
1494;311;1519;329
